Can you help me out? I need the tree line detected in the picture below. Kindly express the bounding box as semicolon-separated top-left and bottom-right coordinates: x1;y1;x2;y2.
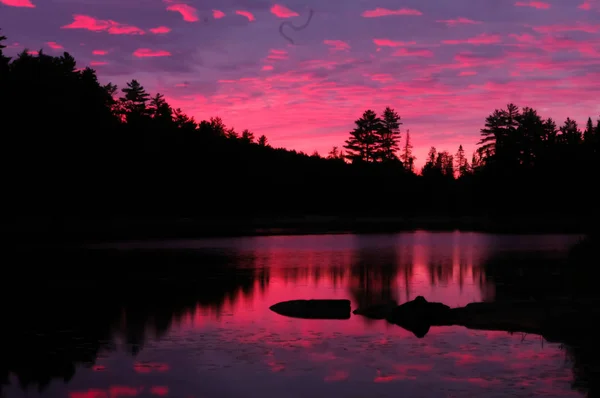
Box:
1;30;599;230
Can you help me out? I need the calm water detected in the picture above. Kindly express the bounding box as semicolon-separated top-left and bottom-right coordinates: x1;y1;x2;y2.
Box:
2;232;592;398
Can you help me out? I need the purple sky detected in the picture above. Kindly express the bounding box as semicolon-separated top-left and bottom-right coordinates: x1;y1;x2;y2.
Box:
1;0;599;166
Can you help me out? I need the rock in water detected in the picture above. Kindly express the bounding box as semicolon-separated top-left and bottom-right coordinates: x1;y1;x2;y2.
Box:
352;301;398;319
269;299;352;319
386;296;452;338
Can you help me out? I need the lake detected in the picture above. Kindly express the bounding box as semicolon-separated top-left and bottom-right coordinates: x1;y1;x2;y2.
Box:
2;232;594;398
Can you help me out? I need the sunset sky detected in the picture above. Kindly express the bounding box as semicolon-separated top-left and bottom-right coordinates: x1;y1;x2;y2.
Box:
1;0;599;166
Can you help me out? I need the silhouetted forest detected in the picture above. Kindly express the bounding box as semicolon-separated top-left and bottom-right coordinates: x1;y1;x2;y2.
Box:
2;31;599;240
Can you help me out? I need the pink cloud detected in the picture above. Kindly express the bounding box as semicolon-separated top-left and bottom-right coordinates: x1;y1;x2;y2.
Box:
262;65;274;71
62;15;144;35
166;4;199;22
90;61;107;66
442;33;502;45
266;49;288;61
133;48;172;57
392;48;434;57
0;0;35;7
361;8;422;17
459;71;477;76
212;9;225;19
515;1;551;8
531;23;600;33
92;49;108;55
578;1;592;9
437;17;482;27
324;40;350;52
27;50;38;55
270;4;299;18
236;10;255;21
373;38;416;47
47;41;63;50
150;26;171;34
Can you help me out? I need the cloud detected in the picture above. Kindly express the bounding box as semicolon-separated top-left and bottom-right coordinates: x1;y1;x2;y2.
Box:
262;65;274;71
0;0;34;7
373;39;416;47
212;9;225;19
437;17;482;27
442;34;502;45
133;48;172;57
531;23;600;33
47;41;63;50
270;4;299;18
578;1;592;10
90;61;108;66
515;1;551;9
392;48;434;57
61;15;145;35
236;10;255;21
459;71;477;76
150;26;171;34
361;8;422;17
324;40;350;52
266;49;288;61
92;50;108;55
166;4;199;22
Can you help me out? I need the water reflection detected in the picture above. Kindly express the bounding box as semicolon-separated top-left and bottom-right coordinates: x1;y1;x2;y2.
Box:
4;232;593;398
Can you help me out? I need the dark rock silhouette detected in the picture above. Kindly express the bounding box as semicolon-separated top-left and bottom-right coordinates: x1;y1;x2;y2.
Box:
269;299;351;319
353;296;600;341
352;300;397;319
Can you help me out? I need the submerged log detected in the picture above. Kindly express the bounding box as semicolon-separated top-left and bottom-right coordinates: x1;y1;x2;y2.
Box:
269;299;351;319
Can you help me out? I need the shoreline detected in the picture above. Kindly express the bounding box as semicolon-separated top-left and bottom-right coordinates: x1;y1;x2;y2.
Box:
9;215;592;246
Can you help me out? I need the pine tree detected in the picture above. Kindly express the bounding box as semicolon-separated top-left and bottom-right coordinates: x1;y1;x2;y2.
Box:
149;93;173;124
119;79;151;123
239;129;254;144
455;145;469;177
344;109;382;163
257;135;268;147
377;106;402;162
583;117;595;143
558;118;581;145
400;129;415;172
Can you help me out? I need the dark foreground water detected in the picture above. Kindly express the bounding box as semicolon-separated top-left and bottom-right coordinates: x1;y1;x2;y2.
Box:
2;232;594;398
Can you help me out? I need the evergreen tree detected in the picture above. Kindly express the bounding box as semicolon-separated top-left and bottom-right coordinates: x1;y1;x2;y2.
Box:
455;145;469;177
344;109;382;163
119;79;151;124
327;146;345;161
400;129;415;172
377;107;402;162
583;117;595;143
559;118;582;145
225;127;239;139
257;135;268;147
240;129;255;144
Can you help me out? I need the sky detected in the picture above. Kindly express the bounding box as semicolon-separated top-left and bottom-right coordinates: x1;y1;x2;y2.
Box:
1;0;599;167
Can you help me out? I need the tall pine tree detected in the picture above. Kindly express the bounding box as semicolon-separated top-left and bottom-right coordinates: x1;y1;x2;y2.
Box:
400;129;415;172
377;107;402;162
344;109;382;163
